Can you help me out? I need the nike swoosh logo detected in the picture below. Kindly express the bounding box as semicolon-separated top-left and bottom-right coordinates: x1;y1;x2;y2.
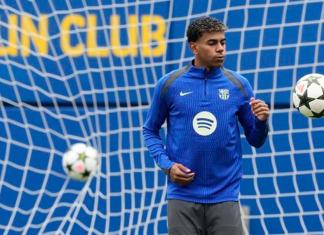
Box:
180;91;193;96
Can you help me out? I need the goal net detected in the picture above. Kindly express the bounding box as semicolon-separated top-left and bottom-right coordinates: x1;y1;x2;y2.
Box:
1;0;324;234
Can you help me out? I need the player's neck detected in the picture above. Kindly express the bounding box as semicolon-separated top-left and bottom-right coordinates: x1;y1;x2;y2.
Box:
192;59;219;71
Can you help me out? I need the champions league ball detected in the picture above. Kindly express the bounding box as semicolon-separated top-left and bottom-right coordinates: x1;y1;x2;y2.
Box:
293;73;324;118
62;143;99;181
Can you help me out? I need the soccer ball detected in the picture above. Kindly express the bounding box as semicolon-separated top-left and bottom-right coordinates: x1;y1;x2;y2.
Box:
293;73;324;118
62;143;99;181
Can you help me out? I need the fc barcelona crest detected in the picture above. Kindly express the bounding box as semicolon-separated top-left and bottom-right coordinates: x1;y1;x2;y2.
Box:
218;89;230;100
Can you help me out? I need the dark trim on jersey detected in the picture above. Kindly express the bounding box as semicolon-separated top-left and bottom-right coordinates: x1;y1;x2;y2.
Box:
221;68;248;97
161;65;191;97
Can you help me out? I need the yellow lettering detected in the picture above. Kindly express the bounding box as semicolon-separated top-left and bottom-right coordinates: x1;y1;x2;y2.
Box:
87;15;109;57
21;15;48;56
0;14;167;58
61;15;85;56
111;15;137;57
0;15;18;56
128;15;138;56
141;15;166;57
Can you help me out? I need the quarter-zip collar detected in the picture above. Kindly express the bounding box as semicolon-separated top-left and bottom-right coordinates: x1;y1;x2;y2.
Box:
187;60;223;79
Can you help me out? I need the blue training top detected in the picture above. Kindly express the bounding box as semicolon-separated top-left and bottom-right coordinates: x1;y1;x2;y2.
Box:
143;63;269;203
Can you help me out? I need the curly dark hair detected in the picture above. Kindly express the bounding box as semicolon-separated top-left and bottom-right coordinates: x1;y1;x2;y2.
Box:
186;16;227;42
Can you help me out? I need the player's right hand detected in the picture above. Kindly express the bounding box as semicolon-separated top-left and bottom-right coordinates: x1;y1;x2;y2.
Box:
169;163;195;186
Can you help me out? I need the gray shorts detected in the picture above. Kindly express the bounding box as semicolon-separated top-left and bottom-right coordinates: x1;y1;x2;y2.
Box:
167;199;243;235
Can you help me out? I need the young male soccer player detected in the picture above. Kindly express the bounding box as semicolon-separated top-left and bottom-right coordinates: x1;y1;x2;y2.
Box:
143;16;269;235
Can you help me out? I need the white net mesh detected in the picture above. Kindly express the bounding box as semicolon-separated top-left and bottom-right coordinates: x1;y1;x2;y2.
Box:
1;0;324;234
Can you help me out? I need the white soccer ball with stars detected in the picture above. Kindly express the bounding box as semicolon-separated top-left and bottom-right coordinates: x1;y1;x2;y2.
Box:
62;143;99;181
293;73;324;118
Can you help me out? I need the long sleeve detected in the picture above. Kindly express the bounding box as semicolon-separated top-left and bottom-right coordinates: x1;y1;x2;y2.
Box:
238;81;269;148
143;77;174;171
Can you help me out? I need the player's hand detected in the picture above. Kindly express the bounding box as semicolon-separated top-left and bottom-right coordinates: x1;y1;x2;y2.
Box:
169;163;195;186
250;97;270;121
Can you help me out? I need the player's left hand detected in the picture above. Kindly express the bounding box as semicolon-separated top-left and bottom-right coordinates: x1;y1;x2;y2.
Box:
250;97;270;121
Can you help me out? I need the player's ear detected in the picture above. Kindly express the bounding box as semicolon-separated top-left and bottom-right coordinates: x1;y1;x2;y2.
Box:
189;42;198;55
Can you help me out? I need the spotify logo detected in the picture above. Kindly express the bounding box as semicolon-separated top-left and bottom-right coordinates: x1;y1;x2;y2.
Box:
192;111;217;136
